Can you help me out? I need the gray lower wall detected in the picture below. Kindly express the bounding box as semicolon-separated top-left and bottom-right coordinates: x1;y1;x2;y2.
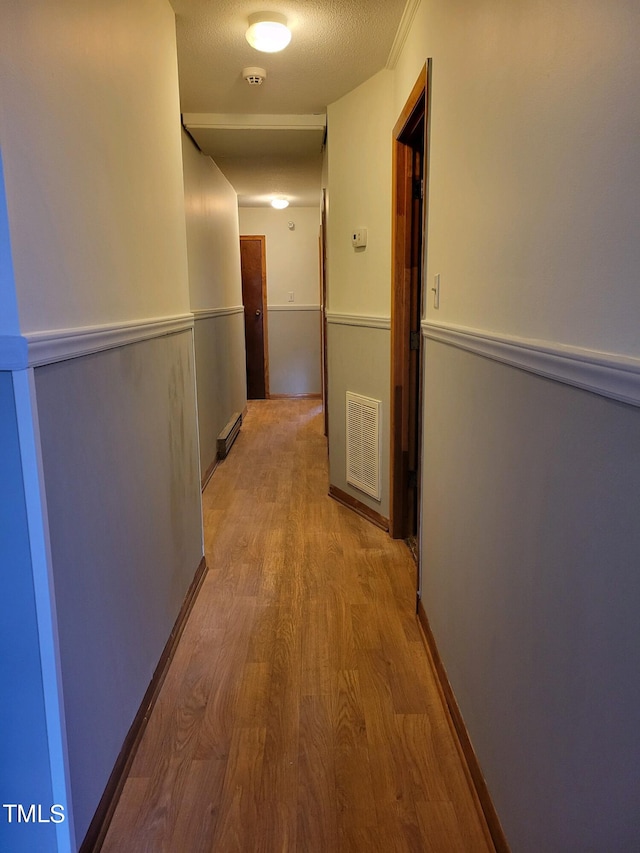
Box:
0;372;55;853
268;308;322;397
34;330;203;843
421;339;640;851
193;312;247;477
327;322;390;519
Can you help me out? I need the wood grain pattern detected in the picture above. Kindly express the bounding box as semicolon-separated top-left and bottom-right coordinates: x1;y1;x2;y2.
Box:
328;484;390;532
100;400;496;852
81;556;208;853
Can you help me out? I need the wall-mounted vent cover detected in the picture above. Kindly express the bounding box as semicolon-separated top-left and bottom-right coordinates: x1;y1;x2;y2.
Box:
346;392;381;500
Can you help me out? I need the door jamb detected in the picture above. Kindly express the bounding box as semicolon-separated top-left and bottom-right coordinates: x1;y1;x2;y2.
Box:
320;189;329;438
390;64;428;540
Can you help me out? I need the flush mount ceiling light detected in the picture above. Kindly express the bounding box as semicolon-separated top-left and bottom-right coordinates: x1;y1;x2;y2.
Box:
246;12;292;53
271;197;289;209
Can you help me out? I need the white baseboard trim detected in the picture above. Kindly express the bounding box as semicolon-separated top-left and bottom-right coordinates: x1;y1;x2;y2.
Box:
423;320;640;408
326;312;391;331
192;306;244;321
22;314;194;368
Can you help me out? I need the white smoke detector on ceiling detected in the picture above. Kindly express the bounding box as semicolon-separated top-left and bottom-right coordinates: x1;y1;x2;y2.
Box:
243;66;267;85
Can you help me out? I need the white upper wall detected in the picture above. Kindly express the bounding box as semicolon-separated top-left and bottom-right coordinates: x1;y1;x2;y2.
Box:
0;0;190;334
182;134;242;311
326;70;395;318
238;207;321;306
394;0;640;356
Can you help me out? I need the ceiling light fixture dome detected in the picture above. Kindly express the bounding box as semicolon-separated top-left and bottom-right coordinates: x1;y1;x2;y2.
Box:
246;12;292;53
271;197;289;209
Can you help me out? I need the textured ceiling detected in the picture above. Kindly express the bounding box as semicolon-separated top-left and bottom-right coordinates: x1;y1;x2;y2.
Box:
173;0;409;206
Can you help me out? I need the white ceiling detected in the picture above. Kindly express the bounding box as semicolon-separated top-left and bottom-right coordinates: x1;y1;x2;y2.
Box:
173;0;410;206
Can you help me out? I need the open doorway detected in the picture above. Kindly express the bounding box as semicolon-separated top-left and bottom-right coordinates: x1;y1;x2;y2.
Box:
390;64;429;574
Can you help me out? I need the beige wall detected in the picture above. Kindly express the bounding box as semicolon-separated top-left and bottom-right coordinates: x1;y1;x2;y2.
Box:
386;0;640;848
182;135;243;311
326;70;395;318
394;0;640;355
182;132;247;470
420;341;640;851
325;69;395;517
35;331;202;844
1;2;204;848
1;0;190;333
325;1;640;847
193;313;247;472
239;207;321;307
327;322;390;517
239;206;322;396
267;309;321;396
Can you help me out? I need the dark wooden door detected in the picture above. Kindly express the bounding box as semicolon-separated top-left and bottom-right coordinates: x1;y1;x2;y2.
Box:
240;235;269;399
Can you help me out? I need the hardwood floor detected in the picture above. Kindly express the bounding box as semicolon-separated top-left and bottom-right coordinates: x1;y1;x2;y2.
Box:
102;399;494;852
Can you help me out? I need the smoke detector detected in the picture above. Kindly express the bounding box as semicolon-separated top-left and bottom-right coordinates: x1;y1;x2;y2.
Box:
243;66;267;86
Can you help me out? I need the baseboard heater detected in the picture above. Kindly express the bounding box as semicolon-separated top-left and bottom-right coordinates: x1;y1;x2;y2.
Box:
217;411;242;459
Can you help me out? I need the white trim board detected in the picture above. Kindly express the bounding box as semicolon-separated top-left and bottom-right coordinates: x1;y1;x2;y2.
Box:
386;0;422;69
326;312;391;331
183;113;326;132
192;306;244;321
24;314;194;368
423;321;640;408
268;304;321;312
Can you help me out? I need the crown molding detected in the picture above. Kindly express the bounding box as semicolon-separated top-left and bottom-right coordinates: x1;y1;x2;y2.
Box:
386;0;422;70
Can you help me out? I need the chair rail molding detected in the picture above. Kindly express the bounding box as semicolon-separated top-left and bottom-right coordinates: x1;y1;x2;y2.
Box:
326;312;391;331
192;306;244;321
23;313;195;368
268;304;321;312
423;320;640;408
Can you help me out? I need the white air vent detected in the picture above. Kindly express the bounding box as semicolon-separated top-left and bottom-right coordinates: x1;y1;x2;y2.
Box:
346;392;381;500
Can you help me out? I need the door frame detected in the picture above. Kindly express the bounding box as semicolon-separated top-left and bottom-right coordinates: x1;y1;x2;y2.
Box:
320;188;329;438
390;63;429;542
240;234;270;399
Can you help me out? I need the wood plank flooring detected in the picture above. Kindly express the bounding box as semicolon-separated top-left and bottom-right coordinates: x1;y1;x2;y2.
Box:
102;399;494;852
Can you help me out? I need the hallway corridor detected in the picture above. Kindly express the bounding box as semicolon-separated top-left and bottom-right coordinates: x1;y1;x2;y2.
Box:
102;399;494;852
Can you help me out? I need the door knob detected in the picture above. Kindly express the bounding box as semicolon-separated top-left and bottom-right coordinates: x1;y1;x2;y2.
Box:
255;309;262;317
